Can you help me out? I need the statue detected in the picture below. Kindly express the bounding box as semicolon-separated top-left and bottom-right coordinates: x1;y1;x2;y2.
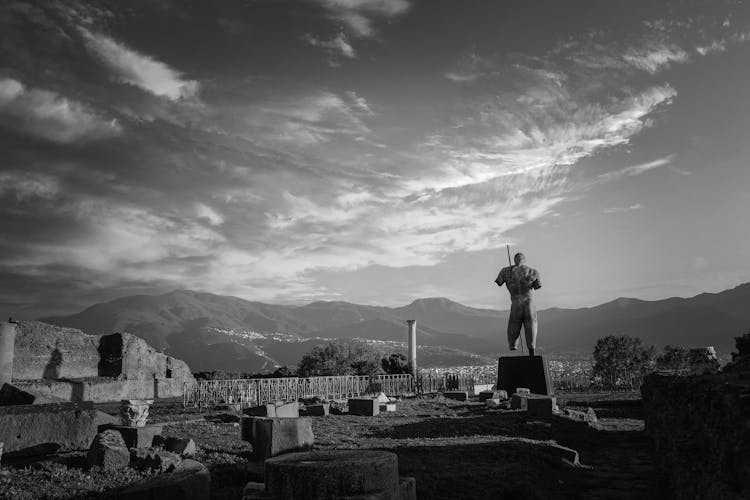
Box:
494;252;541;357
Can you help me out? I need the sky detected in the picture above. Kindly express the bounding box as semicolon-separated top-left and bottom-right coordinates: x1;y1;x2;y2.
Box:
2;0;750;318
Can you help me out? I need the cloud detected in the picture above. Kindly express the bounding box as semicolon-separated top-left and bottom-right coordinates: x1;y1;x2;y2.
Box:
603;204;644;214
303;32;357;60
597;155;674;183
80;29;199;101
0;77;121;143
313;0;411;38
622;44;689;73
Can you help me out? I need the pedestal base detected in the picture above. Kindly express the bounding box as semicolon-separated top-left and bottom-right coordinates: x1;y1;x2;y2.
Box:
497;356;554;396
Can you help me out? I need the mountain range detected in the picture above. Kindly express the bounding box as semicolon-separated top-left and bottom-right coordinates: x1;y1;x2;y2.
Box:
42;283;750;372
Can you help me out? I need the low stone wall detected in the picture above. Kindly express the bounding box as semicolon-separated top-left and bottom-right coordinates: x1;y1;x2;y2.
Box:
14;377;185;403
641;373;750;499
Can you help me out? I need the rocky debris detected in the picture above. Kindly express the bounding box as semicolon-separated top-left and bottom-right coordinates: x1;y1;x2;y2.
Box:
562;407;598;425
113;458;210;500
87;430;130;470
207;412;242;423
348;398;380;416
0;402;98;457
153;436;197;457
241;416;314;460
121;399;153;427
642;371;750;499
376;392;390;404
0;441;4;463
130;446;183;473
242;450;415;500
478;390;508;402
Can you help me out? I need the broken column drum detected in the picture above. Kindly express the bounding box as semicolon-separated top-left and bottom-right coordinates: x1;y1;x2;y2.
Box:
406;320;417;376
0;322;16;387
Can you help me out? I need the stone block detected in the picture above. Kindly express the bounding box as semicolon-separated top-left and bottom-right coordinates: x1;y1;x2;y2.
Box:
87;429;130;470
515;387;531;394
241;417;314;460
100;424;163;449
497;356;554;396
0;402;98;456
510;393;528;410
163;437;197;456
478;390;507;402
379;403;396;412
302;403;330;417
545;443;580;466
376;392;390;404
348;398;380;416
471;384;494;395
244;401;299;418
485;398;502;408
114;458;210;500
0;383;64;406
443;391;468;402
526;395;557;417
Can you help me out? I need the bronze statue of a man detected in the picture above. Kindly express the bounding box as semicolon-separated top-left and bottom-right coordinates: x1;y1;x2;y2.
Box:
494;252;542;357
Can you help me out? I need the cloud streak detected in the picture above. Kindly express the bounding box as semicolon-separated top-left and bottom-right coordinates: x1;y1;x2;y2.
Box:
80;29;199;101
313;0;411;37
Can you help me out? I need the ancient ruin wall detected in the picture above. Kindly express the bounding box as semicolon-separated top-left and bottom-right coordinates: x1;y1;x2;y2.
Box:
641;373;750;499
12;322;193;385
12;322;101;380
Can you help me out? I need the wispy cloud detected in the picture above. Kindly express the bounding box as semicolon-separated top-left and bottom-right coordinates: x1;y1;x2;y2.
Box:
313;0;411;38
597;155;675;183
0;77;121;143
603;204;644;214
303;32;357;61
80;29;199;101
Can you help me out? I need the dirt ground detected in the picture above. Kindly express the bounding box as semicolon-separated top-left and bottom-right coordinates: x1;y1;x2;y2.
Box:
0;393;661;500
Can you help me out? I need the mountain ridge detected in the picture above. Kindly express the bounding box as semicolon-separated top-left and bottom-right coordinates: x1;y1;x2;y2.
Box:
41;283;750;372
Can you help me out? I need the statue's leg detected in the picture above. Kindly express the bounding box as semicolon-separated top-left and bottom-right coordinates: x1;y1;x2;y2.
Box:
523;301;538;357
507;303;522;351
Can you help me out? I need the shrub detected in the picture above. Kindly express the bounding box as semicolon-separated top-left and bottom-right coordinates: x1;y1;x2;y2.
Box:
592;334;654;386
297;341;384;377
381;353;410;374
655;345;690;371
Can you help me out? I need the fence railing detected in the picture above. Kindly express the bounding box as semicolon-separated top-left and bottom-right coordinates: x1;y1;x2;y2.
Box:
183;369;647;408
183;372;499;409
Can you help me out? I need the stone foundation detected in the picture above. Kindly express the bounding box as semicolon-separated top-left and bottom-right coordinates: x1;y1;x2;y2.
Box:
641;373;750;499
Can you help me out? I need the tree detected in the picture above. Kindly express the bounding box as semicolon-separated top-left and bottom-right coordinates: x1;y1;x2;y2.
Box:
592;334;654;385
655;345;690;371
381;353;410;374
297;341;384;377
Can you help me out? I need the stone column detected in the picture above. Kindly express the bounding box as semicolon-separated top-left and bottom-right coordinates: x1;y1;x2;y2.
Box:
406;320;417;376
0;321;16;387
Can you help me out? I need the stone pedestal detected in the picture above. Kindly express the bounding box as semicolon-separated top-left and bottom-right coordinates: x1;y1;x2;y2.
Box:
241;417;314;460
302;403;329;417
243;450;415;500
348;398;379;416
497;356;553;396
0;322;16;388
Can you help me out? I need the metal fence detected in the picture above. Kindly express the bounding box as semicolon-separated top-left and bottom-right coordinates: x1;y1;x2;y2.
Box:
183;374;417;409
182;372;500;409
182;368;648;408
